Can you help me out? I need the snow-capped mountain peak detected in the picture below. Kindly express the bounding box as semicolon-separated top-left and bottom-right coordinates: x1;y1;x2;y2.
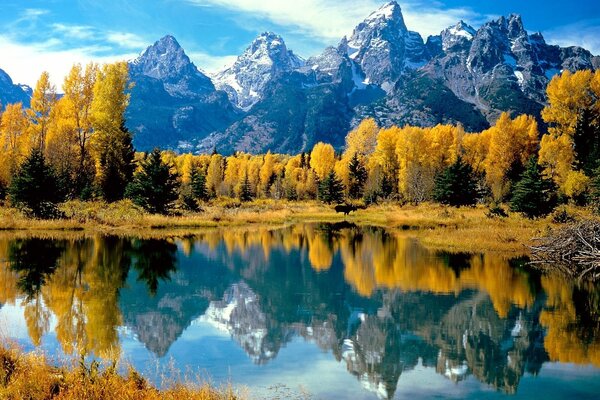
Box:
345;0;427;91
131;34;214;97
213;32;304;110
364;1;404;24
441;20;476;51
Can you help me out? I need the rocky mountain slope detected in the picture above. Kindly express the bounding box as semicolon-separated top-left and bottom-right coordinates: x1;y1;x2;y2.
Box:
0;68;31;108
188;1;598;154
126;35;241;150
212;32;304;110
1;1;598;154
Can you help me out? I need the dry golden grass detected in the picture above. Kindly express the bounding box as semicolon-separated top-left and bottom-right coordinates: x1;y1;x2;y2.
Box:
0;343;239;400
0;199;597;254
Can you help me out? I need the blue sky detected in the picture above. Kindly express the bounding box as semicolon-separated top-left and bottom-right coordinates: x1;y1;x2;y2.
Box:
1;0;599;87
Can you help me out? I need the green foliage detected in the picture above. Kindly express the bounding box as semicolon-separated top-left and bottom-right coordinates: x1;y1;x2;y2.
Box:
125;149;179;214
239;174;253;202
510;156;558;218
486;204;509;218
574;109;600;175
348;153;367;199
95;122;135;202
318;171;345;204
190;166;209;201
8;149;62;218
433;156;478;207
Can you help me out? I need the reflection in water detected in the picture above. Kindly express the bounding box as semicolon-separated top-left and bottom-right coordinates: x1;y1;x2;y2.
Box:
0;224;599;398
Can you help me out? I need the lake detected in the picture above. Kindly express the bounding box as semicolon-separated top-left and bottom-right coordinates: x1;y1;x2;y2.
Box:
0;223;599;399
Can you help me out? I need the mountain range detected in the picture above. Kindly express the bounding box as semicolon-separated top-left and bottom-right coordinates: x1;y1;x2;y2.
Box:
2;1;599;154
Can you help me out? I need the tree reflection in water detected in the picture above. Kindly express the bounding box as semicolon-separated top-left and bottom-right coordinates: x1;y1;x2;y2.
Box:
0;224;598;398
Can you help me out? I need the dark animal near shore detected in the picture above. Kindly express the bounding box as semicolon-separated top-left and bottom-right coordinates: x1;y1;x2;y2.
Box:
334;204;366;215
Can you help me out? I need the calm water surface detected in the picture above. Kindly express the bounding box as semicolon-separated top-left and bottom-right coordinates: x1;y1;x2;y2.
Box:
0;223;599;399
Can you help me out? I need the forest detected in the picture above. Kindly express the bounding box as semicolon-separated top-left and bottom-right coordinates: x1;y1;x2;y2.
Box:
1;62;600;220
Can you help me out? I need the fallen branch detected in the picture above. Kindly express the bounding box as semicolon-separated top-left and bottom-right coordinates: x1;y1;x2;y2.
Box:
530;220;600;281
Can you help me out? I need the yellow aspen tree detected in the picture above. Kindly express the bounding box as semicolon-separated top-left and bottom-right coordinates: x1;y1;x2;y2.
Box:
0;102;29;184
483;113;538;201
178;153;195;184
259;151;275;196
542;70;595;137
396;126;429;202
29;71;57;152
45;98;79;185
462;129;491;174
90;62;134;201
62;63;98;190
310;142;336;180
206;153;224;197
247;155;263;196
345;118;379;157
224;154;243;196
367;126;401;195
538;70;600;198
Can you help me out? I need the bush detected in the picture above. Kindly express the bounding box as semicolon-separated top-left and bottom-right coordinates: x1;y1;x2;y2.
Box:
486;204;508;218
551;208;576;224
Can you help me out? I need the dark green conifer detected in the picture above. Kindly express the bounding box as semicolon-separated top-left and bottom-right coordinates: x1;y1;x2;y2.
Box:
318;170;345;204
125;148;179;214
348;153;368;200
190;166;208;201
433;156;478;207
510;156;557;218
9;148;61;218
239;174;253;202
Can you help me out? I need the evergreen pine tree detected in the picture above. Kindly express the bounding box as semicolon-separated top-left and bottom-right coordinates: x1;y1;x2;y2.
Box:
125;148;179;214
510;156;557;218
348;153;367;199
573;108;600;175
433;156;478;207
318;171;345;204
9;148;61;218
96;122;135;202
190;166;208;201
239;174;253;202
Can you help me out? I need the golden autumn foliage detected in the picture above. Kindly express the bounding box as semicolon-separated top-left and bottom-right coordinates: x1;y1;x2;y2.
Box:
1;67;600;210
540;276;600;367
310;142;336;180
29;71;57;152
0;103;29;184
539;70;600;198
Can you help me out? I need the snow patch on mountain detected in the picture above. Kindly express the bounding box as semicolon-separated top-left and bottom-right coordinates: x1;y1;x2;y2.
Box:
213;32;304;110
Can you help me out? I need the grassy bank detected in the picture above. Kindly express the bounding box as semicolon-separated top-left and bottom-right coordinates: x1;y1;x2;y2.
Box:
0;343;238;400
0;199;596;253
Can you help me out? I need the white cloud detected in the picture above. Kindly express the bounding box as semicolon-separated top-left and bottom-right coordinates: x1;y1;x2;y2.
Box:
185;0;484;41
545;20;600;56
188;51;238;73
51;23;96;40
106;32;149;49
0;35;137;88
21;8;49;20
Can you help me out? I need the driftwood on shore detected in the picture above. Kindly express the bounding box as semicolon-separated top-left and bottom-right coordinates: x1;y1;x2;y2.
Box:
530;220;600;281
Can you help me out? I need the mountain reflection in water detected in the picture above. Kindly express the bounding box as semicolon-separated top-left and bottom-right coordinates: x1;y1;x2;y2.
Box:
0;223;598;399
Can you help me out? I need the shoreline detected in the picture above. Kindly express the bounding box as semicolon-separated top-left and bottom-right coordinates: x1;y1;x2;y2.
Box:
1;200;595;254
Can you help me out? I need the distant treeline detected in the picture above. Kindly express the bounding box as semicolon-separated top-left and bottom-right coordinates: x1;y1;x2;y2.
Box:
1;63;600;218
